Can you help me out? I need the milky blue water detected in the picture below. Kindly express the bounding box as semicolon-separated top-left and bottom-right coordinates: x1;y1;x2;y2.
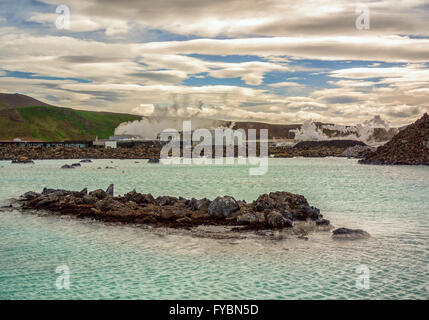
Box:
0;158;428;299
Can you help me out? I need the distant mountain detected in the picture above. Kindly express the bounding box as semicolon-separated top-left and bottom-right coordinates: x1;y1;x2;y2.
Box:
0;93;141;141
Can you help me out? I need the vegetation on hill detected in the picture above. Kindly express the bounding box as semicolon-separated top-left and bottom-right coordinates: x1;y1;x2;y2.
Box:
0;102;141;141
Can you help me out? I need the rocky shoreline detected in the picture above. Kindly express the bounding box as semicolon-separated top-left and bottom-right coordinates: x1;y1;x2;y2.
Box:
1;139;369;161
8;185;370;240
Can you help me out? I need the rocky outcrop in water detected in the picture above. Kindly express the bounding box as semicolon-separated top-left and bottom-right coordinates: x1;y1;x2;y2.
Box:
359;113;429;165
332;228;370;240
16;187;331;231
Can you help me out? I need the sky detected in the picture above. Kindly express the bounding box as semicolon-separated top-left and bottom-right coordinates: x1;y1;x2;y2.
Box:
0;0;428;126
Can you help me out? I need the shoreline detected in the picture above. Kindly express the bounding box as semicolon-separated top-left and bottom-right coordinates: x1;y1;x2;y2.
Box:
0;140;370;161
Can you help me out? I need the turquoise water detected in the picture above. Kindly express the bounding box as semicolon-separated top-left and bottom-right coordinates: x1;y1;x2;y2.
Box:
0;158;428;299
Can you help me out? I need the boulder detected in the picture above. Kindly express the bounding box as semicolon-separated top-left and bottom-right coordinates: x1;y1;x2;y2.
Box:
89;189;107;199
208;196;239;218
82;194;98;204
292;205;321;221
253;192;308;212
332;228;370;240
148;158;160;163
61;164;74;169
187;198;211;211
95;197;114;211
124;190;155;204
80;159;92;163
266;210;293;228
22;191;40;200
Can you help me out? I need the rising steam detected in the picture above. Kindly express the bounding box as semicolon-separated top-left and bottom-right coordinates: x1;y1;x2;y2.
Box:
291;115;397;145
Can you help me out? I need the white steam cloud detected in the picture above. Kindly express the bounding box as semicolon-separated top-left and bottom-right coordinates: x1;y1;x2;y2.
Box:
291;115;397;145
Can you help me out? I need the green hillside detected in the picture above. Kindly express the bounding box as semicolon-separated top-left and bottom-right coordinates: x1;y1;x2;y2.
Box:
0;103;141;141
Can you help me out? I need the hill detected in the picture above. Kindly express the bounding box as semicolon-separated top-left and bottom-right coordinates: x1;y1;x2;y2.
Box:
359;113;429;165
0;93;52;108
0;93;141;141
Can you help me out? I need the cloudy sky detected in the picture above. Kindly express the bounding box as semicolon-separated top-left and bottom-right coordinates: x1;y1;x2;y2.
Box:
0;0;428;125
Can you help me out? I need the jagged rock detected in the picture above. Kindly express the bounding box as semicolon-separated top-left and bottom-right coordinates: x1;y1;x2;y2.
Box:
208;196;240;218
106;184;114;196
95;197;114;211
89;189;107;199
82;194;97;204
156;196;178;206
266;210;293;228
360;113;429;165
124;190;156;204
292;205;321;221
332;228;370;239
42;188;57;195
253;192;308;213
22;191;40;200
187;198;211;211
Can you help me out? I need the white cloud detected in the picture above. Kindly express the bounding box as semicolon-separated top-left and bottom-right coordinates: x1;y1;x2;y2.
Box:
0;0;428;126
28;13;129;36
138;36;429;63
268;82;302;87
